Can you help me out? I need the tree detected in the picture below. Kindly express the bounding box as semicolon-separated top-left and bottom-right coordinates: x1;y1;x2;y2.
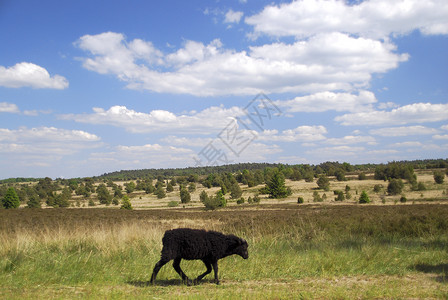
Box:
120;195;132;210
125;181;136;194
266;171;291;199
230;181;243;199
180;188;191;204
155;186;166;199
434;171;445;184
335;169;346;181
2;187;20;209
387;179;404;195
166;183;174;193
316;175;330;191
359;190;370;204
97;183;112;205
200;190;209;203
27;194;41;208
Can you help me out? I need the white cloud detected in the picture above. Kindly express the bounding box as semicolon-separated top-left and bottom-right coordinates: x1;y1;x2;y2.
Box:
335;103;448;126
433;134;448;140
59;104;245;134
326;135;376;145
0;62;68;89
277;90;377;113
225;9;244;23
245;0;448;39
370;125;439;136
257;125;327;142
0;127;101;157
76;32;407;96
0;102;19;114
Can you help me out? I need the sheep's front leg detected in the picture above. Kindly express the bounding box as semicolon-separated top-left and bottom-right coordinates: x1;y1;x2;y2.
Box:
194;259;212;284
173;258;192;286
212;260;220;285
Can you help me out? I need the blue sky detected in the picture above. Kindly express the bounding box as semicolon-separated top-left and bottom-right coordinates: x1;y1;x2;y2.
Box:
0;0;447;179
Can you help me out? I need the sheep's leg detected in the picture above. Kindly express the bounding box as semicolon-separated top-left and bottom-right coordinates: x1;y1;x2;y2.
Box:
173;257;192;286
194;260;212;284
150;257;170;284
212;261;220;285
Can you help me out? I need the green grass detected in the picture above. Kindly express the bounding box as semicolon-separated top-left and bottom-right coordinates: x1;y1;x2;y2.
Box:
1;204;448;299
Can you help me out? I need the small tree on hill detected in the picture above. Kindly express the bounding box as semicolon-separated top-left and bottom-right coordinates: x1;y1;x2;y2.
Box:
359;190;370;204
387;179;404;195
2;187;20;209
180;188;191;204
434;171;445;184
316;175;330;191
120;195;132;210
266;171;291;199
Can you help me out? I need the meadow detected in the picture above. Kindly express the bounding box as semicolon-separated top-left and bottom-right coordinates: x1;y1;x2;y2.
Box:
1;203;447;299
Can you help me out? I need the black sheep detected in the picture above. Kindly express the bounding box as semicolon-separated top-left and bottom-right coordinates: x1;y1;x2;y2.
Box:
150;228;249;285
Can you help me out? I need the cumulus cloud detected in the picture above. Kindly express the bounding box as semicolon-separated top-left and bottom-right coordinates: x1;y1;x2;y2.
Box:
59;104;245;134
0;102;19;114
325;135;376;145
245;0;448;39
0;127;101;156
335;103;448;126
257;125;327;142
277;90;377;113
225;9;244;23
370;125;439;136
75;32;407;96
0;62;68;89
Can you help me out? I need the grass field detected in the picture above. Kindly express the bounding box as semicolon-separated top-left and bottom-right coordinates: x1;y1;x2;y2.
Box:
1;202;447;299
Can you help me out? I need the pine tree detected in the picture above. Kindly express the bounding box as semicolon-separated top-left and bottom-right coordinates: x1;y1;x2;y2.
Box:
120;195;132;210
266;171;291;198
2;187;20;209
359;190;370;204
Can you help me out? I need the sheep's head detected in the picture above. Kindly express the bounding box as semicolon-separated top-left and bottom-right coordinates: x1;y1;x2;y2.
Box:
235;238;249;259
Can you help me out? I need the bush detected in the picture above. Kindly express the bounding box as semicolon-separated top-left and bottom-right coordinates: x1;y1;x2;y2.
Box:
297;197;304;204
334;190;345;202
180;188;191;204
236;198;245;205
359;190;370;204
434;171;445;184
313;191;322;202
120;195;132;210
2;187;20;209
358;172;367;180
373;184;383;193
168;201;179;207
203;190;226;210
400;196;407;203
316;176;330;191
387;179;404;195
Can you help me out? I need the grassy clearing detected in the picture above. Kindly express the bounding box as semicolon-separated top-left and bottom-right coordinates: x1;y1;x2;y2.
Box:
1;204;448;299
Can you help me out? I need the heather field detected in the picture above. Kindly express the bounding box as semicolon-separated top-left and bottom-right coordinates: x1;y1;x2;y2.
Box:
1;203;447;299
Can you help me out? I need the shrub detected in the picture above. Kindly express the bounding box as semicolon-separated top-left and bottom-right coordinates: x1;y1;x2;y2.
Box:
180;188;191;204
387;179;404;195
168;201;179;207
120;195;132;210
236;198;245;205
313;191;322;202
334;190;345;201
358;172;367;180
400;196;407;203
434;171;445;184
252;194;261;203
2;187;20;209
316;176;330;191
373;184;383;193
297;197;304;204
359;190;370;204
203;190;226;210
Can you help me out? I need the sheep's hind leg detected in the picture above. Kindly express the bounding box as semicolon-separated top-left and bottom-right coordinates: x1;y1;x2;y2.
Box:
173;258;192;286
150;257;170;284
212;261;220;285
194;260;212;284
